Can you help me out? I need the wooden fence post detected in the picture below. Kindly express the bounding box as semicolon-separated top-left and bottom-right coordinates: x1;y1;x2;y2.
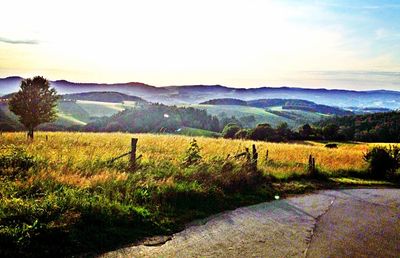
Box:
308;154;316;175
130;138;138;170
252;144;258;171
312;157;316;172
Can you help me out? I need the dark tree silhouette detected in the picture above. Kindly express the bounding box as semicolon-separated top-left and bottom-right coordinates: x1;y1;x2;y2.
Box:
249;123;275;141
222;123;241;139
322;123;340;140
9;76;59;140
299;124;313;139
276;122;292;141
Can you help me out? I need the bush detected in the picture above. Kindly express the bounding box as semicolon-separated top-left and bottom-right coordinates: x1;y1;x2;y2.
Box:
248;123;275;141
325;143;338;148
364;146;400;179
222;123;241;139
234;129;250;139
181;139;202;167
0;146;38;179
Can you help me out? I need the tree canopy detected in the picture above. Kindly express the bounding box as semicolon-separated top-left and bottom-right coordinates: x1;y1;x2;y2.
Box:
9;76;59;139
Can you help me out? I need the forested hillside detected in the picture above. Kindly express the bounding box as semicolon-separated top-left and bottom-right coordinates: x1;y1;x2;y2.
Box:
84;103;221;133
201;98;248;106
318;111;400;142
0;105;21;131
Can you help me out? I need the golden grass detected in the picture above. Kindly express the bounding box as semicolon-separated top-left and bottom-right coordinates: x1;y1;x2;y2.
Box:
1;131;390;183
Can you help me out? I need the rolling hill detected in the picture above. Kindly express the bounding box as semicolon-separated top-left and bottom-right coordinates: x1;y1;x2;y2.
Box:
184;104;328;129
1;77;399;135
201;98;353;116
0;104;22;130
1;76;400;108
61;91;146;103
0;90;384;133
186;97;348;128
0;91;146;130
84;104;220;134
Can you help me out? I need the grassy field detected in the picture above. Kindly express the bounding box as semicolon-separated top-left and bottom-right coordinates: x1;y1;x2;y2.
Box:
0;132;396;257
2;100;138;128
3;100;329;131
184;104;327;128
176;127;221;138
267;106;329;124
56;100;140;126
0;132;372;178
58;102;329;129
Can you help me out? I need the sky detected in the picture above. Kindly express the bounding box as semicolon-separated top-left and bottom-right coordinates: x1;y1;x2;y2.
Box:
0;0;399;90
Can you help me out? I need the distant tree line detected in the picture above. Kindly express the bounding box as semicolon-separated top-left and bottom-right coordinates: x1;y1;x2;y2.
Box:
222;122;298;142
215;112;257;129
317;111;400;142
222;111;400;143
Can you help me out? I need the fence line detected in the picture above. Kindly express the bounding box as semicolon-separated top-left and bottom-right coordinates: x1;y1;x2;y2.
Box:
107;138;139;171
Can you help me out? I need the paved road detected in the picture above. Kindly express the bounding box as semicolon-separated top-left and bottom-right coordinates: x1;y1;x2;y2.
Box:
103;188;400;258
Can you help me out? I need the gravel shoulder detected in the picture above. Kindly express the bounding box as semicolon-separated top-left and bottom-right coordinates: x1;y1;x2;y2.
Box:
103;188;400;258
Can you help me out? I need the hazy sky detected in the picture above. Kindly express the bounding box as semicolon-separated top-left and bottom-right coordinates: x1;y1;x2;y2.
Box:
0;0;399;90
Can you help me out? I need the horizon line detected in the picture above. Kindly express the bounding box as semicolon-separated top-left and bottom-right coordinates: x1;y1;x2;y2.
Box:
1;75;400;93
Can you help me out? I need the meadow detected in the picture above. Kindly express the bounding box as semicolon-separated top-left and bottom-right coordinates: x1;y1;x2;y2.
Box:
184;104;327;128
0;132;372;181
0;132;394;257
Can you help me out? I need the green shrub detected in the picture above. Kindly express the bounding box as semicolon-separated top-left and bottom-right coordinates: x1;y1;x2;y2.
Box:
0;146;38;179
181;139;202;167
183;157;265;193
234;129;250;139
248;123;275;141
222;123;241;139
364;145;400;179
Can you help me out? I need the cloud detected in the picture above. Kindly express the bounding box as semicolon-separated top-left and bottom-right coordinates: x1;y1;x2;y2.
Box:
310;71;400;77
0;36;38;45
303;70;400;90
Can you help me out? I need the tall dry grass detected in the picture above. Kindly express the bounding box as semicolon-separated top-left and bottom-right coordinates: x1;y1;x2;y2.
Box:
0;131;394;257
0;131;379;183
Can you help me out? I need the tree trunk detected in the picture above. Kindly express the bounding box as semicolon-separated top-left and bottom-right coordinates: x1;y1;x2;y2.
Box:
28;128;34;140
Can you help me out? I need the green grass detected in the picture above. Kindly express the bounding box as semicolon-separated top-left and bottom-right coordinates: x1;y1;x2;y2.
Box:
57;100;141;126
57;101;91;123
267;106;328;124
0;139;272;257
2;100;142;128
185;104;328;128
329;177;395;186
176;127;221;137
56;113;88;125
0;132;397;257
75;100;127;117
3;101;329;131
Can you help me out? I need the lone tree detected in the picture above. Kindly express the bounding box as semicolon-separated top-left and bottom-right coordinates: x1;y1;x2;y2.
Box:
9;76;59;140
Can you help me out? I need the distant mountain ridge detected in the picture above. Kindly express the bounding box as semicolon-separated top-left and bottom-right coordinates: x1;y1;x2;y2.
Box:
1;76;400;108
61;92;146;103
